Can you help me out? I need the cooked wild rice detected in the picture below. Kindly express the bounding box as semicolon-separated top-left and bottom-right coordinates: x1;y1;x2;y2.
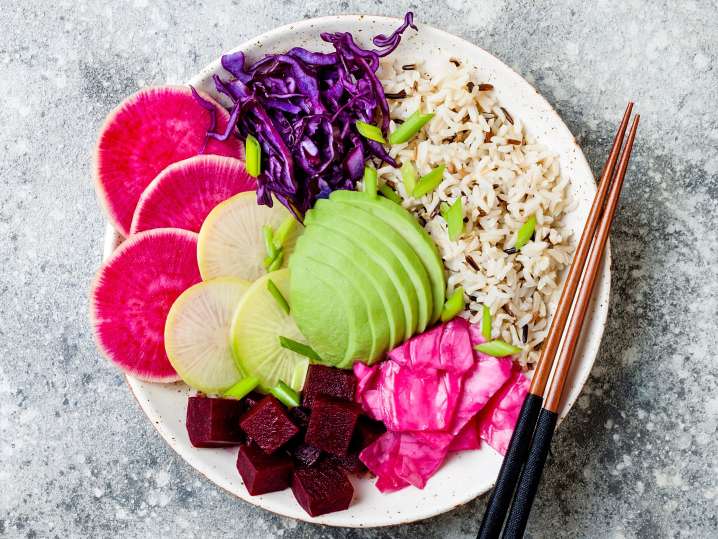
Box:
374;58;574;367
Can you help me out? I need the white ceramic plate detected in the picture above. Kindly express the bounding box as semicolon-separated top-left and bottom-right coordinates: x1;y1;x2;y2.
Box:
101;15;610;528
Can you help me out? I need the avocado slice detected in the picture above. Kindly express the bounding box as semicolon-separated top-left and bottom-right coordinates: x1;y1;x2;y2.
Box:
291;235;372;366
311;198;429;337
307;204;408;350
298;222;390;364
330;190;446;323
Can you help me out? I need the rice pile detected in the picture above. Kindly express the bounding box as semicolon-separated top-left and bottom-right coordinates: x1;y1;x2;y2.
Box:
375;58;574;367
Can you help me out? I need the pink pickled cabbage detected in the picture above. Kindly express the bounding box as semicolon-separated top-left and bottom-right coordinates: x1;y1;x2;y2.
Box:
357;319;529;491
477;369;530;455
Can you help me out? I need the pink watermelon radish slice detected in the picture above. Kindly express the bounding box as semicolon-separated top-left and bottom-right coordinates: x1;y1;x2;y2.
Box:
90;228;202;381
130;155;254;234
94;86;242;237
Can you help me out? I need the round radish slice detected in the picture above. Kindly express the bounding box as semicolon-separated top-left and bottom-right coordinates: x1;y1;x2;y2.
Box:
164;278;250;393
90;228;201;382
230;269;309;392
130;155;254;234
198;191;302;281
94;86;241;237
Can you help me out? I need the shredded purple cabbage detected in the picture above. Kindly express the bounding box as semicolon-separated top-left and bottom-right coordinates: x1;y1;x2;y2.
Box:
203;12;416;218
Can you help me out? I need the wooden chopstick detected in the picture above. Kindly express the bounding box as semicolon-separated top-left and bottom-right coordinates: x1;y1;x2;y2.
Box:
477;103;635;539
500;113;640;539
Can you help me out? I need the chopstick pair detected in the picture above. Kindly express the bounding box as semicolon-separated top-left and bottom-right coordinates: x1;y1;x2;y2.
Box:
477;103;640;539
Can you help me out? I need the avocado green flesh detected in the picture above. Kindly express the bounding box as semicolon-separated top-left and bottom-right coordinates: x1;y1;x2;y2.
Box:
306;206;407;350
288;256;349;366
298;224;390;363
330;190;446;323
290;245;372;367
318;197;433;339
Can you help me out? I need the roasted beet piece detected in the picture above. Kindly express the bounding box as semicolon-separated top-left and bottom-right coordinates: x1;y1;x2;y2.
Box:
291;461;354;516
291;443;322;468
352;415;387;451
305;396;361;456
288;406;311;430
328;452;365;474
240;395;299;454
301;365;357;408
236;443;294;495
186;396;245;448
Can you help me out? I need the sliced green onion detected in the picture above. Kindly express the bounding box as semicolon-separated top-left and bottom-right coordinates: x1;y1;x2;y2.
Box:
481;305;492;340
278;336;322;362
475;339;522;357
262;225;278;261
363;165;378;197
515;215;537;250
224;376;259;400
413;165;446;198
439;201;450;218
274;216;297;249
269;380;301;408
245;134;261;177
267;278;290;314
388;110;435;145
400;161;417;194
267;249;284;272
440;286;465;322
356;121;386;143
378;183;402;204
446;197;464;241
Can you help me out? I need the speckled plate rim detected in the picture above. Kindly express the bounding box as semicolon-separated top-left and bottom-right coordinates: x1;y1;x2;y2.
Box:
101;14;611;528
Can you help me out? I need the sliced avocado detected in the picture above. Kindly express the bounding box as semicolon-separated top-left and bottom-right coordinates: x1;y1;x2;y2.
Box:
330;190;446;323
313;198;431;335
298;223;390;364
290;243;371;366
306;205;406;351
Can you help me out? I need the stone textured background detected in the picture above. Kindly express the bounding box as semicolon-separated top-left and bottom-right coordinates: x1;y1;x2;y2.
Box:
1;1;716;537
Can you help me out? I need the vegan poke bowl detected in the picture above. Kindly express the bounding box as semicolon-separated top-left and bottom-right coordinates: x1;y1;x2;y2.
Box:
90;13;610;526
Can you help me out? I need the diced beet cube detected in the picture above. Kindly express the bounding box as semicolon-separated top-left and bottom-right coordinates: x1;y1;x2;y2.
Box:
291;461;354;516
291;443;322;468
352;415;387;451
328;452;365;474
240;396;299;454
186;396;244;448
301;365;357;408
288;406;311;430
305;396;361;456
236;443;293;495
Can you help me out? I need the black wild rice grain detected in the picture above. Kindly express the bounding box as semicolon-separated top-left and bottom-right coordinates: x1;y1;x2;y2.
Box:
466;256;480;271
500;107;514;124
478;83;494;91
385;90;407;99
450;58;461;67
503;247;517;255
466;81;475;92
522;324;529;343
507;139;522;145
402;64;416;70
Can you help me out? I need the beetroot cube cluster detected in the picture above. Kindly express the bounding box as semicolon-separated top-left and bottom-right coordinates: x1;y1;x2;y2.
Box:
305;395;361;456
301;364;357;407
240;396;299;454
291;462;355;517
186;396;245;448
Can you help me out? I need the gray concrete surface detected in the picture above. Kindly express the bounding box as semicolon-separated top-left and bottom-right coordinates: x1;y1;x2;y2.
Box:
1;1;716;537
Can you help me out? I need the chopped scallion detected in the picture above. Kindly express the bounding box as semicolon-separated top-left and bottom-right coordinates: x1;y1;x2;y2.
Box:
446;197;464;241
388;110;435;145
267;249;284;272
245;134;261;177
278;336;322;362
363;165;378;197
267;278;290;314
474;339;522;357
356;121;386;143
515;215;537;250
413;165;446;198
269;380;300;408
400;161;417;194
224;376;259;400
481;305;492;340
440;286;465;322
378;183;402;204
439;201;450;218
262;225;278;262
273;216;297;249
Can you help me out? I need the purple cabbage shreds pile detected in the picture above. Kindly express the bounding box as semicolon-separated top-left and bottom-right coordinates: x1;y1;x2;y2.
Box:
203;12;417;219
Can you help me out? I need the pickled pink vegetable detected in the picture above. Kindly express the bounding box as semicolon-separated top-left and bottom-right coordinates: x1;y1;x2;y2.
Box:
477;370;530;455
448;417;481;452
